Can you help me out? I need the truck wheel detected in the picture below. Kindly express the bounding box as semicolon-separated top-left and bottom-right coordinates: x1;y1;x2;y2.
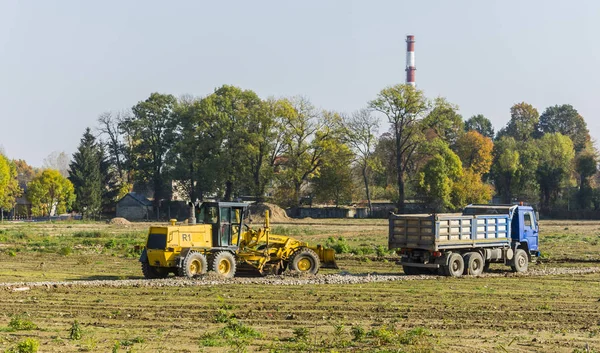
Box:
211;251;237;278
289;248;320;275
141;261;169;279
179;252;208;278
445;253;464;277
511;249;528;273
463;252;484;276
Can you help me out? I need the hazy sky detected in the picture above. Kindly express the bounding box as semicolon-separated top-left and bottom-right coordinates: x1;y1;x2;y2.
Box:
1;1;599;167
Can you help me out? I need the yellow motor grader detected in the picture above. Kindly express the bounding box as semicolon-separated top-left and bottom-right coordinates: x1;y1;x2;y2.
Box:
139;201;337;279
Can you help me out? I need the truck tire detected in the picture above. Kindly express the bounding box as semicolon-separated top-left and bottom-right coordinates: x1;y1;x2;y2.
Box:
289;248;320;275
463;252;484;276
179;252;208;278
141;261;169;279
402;265;418;275
511;249;528;273
445;253;464;277
211;251;237;278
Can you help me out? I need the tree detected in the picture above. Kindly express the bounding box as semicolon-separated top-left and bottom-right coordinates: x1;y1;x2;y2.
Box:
68;128;103;219
535;133;575;211
537;104;590;152
13;160;37;191
574;147;598;209
278;97;339;206
28;169;75;217
454;131;494;175
97;111;129;184
0;155;21;220
416;139;462;211
465;114;494;139
43;151;70;177
342;108;379;215
312;141;355;207
421;97;463;146
121;93;177;213
451;169;494;207
490;137;521;203
499;102;539;141
369;84;429;212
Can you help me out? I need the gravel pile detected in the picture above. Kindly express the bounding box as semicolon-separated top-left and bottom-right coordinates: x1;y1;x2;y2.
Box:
109;217;131;225
1;266;599;291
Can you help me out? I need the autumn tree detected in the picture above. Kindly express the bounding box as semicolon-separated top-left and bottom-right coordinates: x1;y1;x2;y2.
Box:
454;131;493;175
0;155;21;221
369;84;429;212
498;102;539;141
342;108;379;215
465;114;494;139
28;169;75;217
537;104;590;152
68;128;103;219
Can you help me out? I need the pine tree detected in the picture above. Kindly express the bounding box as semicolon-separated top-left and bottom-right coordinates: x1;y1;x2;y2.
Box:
69;128;103;219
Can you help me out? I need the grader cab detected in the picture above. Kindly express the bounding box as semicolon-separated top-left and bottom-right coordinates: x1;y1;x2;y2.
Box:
139;201;337;279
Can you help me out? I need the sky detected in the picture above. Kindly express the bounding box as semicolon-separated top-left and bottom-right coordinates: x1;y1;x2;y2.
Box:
1;1;599;167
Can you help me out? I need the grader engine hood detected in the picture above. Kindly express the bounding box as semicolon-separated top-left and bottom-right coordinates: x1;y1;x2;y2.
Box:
311;245;338;269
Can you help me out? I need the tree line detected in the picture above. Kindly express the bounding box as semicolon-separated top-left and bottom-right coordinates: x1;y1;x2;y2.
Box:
0;83;596;219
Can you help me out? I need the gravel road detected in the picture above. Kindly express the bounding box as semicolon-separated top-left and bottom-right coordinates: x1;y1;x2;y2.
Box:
1;266;599;291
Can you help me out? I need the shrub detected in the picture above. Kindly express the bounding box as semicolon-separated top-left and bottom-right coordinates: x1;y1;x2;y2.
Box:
69;320;82;340
292;327;310;341
59;246;72;256
6;338;40;353
351;325;366;342
104;239;117;249
9;314;38;331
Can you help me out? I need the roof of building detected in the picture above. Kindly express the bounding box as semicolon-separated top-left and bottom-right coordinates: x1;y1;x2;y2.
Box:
119;192;153;207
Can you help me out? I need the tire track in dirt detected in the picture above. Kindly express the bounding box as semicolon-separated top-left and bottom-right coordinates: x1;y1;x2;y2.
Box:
1;266;599;290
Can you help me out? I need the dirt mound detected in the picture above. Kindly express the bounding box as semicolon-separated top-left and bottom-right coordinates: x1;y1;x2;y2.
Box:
109;217;131;225
248;203;289;223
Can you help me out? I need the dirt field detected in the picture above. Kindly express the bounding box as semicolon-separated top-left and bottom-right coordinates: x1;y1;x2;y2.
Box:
0;219;599;352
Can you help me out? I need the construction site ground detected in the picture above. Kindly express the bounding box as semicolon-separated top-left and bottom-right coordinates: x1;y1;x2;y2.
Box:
0;219;599;352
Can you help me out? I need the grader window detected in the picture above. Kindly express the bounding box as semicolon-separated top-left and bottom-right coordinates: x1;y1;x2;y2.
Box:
147;233;167;249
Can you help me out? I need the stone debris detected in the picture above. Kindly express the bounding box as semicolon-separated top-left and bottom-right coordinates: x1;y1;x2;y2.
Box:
0;266;599;291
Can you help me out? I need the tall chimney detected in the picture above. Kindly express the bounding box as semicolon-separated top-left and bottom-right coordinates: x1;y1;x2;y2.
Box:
405;35;416;86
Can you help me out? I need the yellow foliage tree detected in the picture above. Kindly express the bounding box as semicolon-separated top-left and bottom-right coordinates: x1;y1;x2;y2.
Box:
455;130;494;175
27;169;75;217
451;169;494;207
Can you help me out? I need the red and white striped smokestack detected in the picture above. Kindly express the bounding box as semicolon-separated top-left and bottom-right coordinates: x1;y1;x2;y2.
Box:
405;35;416;86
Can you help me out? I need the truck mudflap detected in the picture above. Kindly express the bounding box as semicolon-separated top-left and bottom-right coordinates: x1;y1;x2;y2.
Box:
400;262;439;269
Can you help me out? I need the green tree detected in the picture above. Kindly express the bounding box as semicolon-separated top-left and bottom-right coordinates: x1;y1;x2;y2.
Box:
422;97;463;146
122;93;177;213
490;137;521;203
342;108;379;215
278;97;339;206
417;139;462;211
28;169;75;217
499;102;539;141
0;155;21;220
68;128;103;219
535;133;575;211
312;141;355;207
574;147;598;209
537;104;590;152
465;114;494;139
369;84;429;212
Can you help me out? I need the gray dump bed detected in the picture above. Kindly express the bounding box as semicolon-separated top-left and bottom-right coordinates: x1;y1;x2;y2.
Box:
388;211;512;251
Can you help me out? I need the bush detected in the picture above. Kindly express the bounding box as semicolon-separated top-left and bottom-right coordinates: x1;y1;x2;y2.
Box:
104;239;117;249
326;237;350;254
292;327;310;341
351;325;366;342
9;314;38;331
6;338;40;353
69;320;82;340
59;246;72;256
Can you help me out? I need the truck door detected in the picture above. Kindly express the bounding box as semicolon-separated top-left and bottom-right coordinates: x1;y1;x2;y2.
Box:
522;211;538;251
219;207;231;247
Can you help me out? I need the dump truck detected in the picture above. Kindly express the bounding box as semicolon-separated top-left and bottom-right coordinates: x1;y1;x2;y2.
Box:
388;204;540;277
139;201;337;279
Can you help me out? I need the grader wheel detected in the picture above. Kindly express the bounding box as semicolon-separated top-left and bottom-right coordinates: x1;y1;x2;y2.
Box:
179;252;208;278
289;248;320;275
211;251;237;278
141;261;169;279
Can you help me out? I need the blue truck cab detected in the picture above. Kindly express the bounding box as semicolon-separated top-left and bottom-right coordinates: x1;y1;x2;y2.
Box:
389;204;540;277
